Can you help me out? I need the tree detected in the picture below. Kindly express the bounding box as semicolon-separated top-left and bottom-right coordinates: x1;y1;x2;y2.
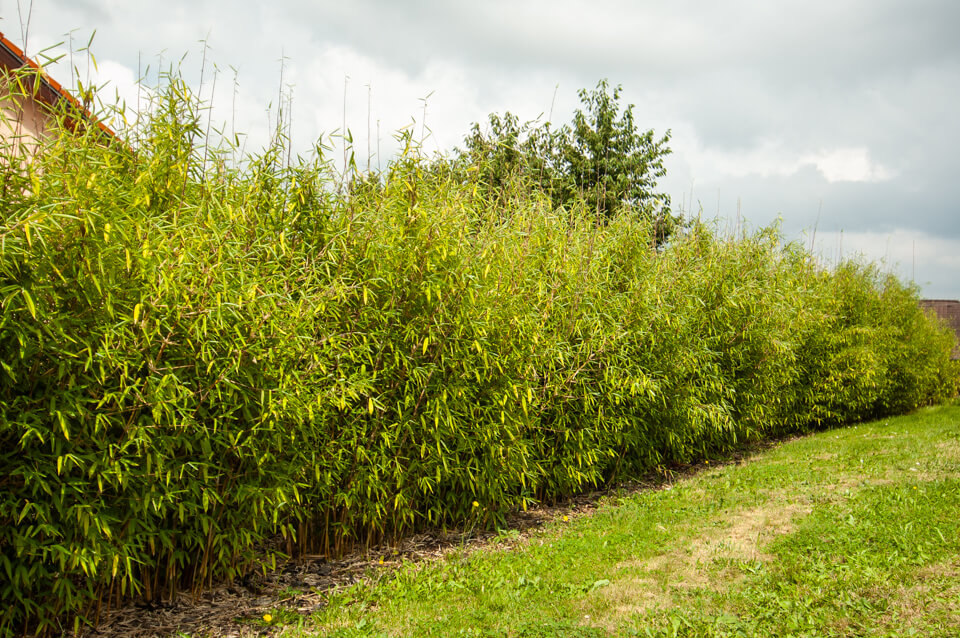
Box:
557;80;672;222
451;80;675;240
454;111;554;203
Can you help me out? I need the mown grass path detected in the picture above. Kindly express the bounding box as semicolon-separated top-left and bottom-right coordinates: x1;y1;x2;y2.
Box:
273;401;960;637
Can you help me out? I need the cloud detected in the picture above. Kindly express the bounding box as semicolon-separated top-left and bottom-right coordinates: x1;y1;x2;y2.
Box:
670;128;893;184
87;59;143;127
803;148;893;183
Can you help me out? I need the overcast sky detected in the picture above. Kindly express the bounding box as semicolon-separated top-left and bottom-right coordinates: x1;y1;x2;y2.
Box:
5;0;959;297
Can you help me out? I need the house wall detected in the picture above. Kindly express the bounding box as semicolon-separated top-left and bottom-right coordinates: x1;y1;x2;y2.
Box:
0;73;51;157
920;299;960;360
1;32;116;158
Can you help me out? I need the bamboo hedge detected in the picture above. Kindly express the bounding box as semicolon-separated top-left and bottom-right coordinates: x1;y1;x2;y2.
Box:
1;78;957;635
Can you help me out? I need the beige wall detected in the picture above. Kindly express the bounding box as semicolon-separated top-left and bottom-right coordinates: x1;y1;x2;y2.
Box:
0;74;51;158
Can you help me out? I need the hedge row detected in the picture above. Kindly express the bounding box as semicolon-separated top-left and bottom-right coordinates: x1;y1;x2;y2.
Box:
1;80;957;635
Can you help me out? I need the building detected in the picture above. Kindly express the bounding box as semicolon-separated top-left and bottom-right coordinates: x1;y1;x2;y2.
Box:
1;30;114;155
920;299;960;360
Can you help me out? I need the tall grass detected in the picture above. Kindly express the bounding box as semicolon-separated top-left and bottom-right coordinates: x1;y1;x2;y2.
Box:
1;73;957;635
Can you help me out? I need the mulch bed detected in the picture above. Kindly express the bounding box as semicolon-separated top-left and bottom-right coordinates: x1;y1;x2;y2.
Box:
81;491;611;638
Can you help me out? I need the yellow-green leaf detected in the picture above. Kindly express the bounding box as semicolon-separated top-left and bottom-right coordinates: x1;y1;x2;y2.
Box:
22;289;36;319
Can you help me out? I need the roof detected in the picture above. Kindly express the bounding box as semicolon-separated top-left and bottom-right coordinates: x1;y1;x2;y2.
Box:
0;30;116;139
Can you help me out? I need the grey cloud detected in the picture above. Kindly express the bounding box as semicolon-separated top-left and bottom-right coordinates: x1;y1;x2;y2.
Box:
275;1;960;83
677;166;960;242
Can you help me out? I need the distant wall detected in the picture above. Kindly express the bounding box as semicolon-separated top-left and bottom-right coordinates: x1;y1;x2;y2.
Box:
920;299;960;360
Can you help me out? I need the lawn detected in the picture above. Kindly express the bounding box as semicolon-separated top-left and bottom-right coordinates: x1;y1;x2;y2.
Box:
270;400;960;637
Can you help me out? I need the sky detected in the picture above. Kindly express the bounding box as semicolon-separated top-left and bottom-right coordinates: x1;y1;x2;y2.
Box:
4;0;959;298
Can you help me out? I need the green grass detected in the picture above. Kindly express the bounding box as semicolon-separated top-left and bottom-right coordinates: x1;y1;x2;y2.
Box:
273;401;960;637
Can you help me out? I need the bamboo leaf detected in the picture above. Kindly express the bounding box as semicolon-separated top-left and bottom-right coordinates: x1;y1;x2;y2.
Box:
21;289;36;320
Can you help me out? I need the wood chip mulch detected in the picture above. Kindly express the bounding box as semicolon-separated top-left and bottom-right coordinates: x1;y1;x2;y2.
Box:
78;486;637;637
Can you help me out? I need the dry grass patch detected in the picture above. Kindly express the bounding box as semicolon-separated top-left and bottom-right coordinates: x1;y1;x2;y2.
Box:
934;439;960;462
586;499;811;629
588;576;676;622
875;439;960;483
653;500;811;577
879;559;960;632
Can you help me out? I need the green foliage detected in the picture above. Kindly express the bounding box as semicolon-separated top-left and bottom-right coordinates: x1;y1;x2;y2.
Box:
452;80;674;240
0;71;957;635
560;80;672;223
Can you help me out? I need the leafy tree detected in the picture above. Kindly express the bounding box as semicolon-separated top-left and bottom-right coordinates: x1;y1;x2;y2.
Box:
557;80;672;222
455;111;553;201
452;80;675;240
